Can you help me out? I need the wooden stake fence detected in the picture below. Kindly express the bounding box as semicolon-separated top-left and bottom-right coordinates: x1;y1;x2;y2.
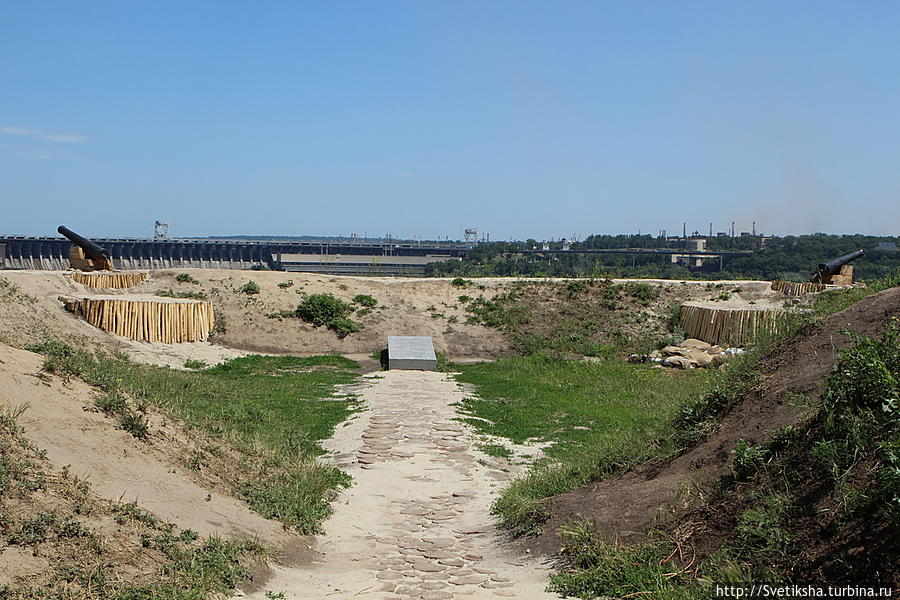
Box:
679;303;785;347
69;272;148;289
771;280;827;296
75;297;214;343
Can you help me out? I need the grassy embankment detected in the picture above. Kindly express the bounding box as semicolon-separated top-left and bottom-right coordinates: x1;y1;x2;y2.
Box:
548;315;899;597
458;272;899;596
455;358;713;533
0;405;266;599
26;344;361;533
458;277;685;357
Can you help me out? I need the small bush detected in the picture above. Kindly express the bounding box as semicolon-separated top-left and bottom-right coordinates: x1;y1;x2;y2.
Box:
119;411;149;440
565;280;587;296
731;439;770;480
8;512;57;545
733;493;793;557
175;273;199;284
239;281;260;295
296;294;352;326
451;277;470;288
277;280;294;289
352;294;377;307
25;341;74;358
95;393;127;415
624;282;659;303
329;317;363;338
296;294;361;338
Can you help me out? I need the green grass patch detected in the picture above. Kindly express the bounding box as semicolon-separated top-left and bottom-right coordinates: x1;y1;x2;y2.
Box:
352;294;377;307
1;398;266;598
477;443;513;459
156;289;207;300
454;356;713;533
547;522;773;599
27;343;361;533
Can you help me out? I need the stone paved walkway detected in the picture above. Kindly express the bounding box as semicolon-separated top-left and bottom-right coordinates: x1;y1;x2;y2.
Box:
239;370;557;600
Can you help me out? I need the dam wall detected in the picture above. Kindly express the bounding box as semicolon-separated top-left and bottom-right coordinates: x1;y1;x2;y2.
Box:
0;236;466;276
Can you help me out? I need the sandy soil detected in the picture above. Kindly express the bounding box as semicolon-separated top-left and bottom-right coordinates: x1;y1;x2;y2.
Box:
148;269;516;358
0;344;292;545
240;370;557;600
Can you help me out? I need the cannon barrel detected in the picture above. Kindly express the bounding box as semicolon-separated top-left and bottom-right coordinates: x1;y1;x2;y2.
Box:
57;226;110;262
817;249;865;277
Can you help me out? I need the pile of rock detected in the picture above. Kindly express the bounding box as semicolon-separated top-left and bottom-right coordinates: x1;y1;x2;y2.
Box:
629;339;734;369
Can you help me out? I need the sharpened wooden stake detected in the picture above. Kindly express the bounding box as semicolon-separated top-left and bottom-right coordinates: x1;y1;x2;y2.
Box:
679;304;785;347
75;297;214;343
69;272;149;289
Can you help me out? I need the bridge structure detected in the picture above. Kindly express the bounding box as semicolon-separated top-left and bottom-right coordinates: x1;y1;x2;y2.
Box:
0;235;467;276
520;247;754;270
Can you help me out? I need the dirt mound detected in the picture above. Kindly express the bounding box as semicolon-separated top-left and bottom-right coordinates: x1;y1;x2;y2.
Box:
524;286;900;556
0;386;270;596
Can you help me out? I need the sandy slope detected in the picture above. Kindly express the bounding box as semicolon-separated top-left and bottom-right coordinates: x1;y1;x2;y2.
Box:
0;344;292;546
240;370;557;600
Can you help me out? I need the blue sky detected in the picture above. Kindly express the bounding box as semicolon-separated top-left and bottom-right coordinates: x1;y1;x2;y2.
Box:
2;1;899;239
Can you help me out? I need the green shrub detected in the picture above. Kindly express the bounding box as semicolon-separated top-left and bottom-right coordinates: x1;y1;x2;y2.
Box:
565;280;587;296
733;493;793;557
813;318;900;524
296;294;361;338
25;341;74;358
239;281;260;295
296;294;352;326
95;393;128;415
352;294;377;307
175;273;199;284
328;317;362;338
451;277;470;288
731;439;770;480
277;280;294;289
119;411;149;440
624;282;659;303
8;512;57;545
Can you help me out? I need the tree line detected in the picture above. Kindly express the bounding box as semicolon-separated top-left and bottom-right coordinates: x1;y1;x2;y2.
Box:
426;234;900;281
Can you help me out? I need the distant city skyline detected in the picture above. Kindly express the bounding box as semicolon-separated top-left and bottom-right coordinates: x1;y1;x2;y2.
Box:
3;2;899;239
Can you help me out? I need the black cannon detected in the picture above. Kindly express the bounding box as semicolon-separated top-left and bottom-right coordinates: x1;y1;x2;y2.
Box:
812;249;864;284
58;225;113;270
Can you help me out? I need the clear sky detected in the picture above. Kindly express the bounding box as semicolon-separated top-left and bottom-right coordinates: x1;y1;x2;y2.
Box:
2;1;899;240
